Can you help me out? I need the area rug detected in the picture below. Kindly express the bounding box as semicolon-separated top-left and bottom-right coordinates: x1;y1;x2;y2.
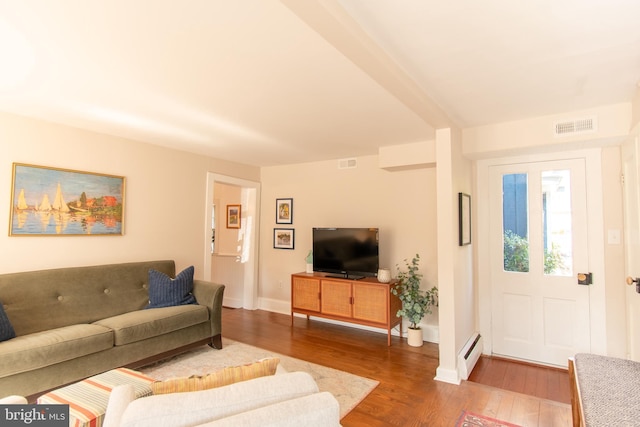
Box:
139;338;379;419
455;410;522;427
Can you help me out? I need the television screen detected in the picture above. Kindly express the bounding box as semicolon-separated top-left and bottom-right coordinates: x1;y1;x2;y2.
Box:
312;228;379;279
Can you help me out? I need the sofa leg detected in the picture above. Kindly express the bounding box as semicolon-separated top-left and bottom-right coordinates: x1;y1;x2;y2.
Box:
209;334;222;349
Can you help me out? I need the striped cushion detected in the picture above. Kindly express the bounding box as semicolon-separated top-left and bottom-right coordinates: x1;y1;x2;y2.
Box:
37;368;155;427
146;266;196;309
151;358;280;394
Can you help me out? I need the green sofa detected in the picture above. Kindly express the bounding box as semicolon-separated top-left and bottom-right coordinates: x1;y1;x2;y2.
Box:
0;260;225;400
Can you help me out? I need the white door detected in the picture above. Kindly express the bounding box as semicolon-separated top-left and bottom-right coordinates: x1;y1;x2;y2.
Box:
489;159;591;366
622;136;640;361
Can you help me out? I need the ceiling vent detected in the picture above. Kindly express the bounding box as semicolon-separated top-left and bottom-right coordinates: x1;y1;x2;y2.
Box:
338;158;357;169
553;117;597;137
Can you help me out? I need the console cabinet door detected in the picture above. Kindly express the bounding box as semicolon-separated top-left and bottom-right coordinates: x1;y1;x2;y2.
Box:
292;277;320;312
321;280;352;318
353;282;388;324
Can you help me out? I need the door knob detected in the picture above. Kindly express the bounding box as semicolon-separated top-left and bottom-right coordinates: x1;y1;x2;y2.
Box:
577;273;592;285
627;276;640;294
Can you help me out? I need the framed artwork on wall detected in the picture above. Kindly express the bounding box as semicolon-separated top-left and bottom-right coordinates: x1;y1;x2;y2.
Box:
276;198;293;224
274;228;295;249
459;192;471;246
226;204;241;229
9;163;125;236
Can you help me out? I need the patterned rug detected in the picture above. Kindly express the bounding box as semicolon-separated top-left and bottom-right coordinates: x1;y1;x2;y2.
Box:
455;410;522;427
139;338;379;419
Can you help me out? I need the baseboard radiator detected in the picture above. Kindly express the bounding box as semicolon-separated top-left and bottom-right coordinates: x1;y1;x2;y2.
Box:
458;333;483;380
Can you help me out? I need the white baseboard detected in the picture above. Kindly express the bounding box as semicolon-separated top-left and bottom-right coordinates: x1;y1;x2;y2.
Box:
257;297;290;314
435;366;461;385
223;297;243;309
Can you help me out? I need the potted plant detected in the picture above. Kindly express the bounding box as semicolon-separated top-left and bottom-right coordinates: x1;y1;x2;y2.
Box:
390;254;438;347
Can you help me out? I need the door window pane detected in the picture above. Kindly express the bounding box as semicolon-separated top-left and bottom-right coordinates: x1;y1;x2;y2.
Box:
503;173;529;272
541;170;572;276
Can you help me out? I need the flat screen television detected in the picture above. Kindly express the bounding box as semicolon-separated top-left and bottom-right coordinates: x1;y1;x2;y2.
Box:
312;227;379;279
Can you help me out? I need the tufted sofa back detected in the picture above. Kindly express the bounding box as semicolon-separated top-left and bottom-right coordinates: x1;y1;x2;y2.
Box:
0;260;175;336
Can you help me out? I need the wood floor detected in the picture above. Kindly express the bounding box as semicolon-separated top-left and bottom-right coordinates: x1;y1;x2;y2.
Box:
221;308;572;427
469;356;570;405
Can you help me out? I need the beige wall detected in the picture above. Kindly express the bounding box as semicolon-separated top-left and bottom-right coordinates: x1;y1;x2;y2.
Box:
433;128;474;384
601;146;627;357
463;103;631;159
0;111;260;276
258;155;438;330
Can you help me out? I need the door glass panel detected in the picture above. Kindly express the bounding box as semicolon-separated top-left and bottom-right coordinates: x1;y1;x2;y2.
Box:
503;173;529;272
541;170;572;276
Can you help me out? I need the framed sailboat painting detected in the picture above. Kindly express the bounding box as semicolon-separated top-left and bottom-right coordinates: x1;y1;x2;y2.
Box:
9;163;125;236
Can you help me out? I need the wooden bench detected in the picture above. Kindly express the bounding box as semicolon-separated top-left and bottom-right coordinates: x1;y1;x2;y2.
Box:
569;353;640;427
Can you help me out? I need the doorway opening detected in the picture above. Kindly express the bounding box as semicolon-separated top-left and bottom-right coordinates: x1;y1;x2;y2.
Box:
204;173;261;310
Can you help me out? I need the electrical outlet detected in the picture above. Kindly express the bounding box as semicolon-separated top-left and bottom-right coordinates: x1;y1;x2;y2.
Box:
278;281;283;289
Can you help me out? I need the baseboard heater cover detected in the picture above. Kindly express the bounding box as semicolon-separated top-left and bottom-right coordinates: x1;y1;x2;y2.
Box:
458;332;483;380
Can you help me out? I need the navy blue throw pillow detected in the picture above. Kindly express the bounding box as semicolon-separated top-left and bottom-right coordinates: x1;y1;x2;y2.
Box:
0;302;16;342
146;266;197;309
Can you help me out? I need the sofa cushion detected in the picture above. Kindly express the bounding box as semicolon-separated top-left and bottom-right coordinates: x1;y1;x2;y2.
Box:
93;304;208;346
119;372;320;427
151;358;280;394
0;302;16;342
0;324;113;377
146;266;196;309
199;392;341;427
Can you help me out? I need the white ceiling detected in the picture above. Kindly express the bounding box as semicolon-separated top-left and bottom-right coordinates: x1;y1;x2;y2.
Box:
1;0;639;166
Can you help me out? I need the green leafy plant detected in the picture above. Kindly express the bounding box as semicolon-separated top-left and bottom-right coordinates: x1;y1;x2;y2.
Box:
390;254;438;329
503;231;530;272
503;230;564;274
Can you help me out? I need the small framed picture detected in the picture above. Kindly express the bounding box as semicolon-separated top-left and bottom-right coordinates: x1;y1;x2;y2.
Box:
274;228;295;249
276;198;293;224
459;193;471;246
226;204;241;229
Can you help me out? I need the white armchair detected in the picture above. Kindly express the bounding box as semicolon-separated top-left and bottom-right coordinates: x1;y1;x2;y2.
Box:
103;371;341;427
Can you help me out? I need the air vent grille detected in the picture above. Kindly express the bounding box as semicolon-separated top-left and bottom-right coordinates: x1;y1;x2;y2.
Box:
554;117;597;136
338;158;357;169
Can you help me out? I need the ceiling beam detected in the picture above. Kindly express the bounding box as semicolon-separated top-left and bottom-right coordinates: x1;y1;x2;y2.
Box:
281;0;454;129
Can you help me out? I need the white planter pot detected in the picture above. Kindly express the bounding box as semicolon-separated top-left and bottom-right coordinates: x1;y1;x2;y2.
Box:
377;268;391;283
407;327;424;347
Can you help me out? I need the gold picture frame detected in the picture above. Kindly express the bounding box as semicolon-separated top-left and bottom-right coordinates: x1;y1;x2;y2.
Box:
226;204;241;229
9;163;125;236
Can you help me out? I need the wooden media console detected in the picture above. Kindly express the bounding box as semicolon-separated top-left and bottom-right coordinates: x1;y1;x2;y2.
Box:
290;272;402;346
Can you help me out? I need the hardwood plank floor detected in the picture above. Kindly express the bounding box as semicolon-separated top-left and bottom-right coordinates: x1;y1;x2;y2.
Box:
221;308;571;427
469;356;570;404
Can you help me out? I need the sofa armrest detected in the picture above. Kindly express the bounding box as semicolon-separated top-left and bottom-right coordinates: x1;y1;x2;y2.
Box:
103;385;136;427
192;280;225;349
198;392;341;427
0;395;28;404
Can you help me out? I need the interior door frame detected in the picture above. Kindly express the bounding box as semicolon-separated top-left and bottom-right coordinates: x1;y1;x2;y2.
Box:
204;173;261;310
476;148;607;360
622;135;640;360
